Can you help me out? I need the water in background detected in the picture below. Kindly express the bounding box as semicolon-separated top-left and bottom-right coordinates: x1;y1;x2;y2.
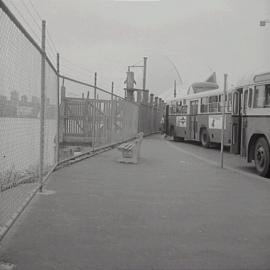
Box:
0;118;57;174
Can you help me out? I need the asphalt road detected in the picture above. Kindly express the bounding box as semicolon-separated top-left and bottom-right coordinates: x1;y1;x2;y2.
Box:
0;135;270;270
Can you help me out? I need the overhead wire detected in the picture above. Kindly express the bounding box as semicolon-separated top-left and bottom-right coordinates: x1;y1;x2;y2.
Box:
7;0;58;66
7;0;41;44
25;0;58;62
5;0;125;98
61;57;96;75
21;0;41;31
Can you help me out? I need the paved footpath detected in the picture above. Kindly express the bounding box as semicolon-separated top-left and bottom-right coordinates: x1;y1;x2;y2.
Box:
0;135;270;270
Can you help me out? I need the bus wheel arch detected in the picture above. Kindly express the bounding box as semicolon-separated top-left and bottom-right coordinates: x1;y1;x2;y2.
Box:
248;134;266;162
249;134;270;177
200;127;210;148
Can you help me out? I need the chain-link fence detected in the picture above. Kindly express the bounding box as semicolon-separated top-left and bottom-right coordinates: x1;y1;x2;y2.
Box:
0;0;164;189
0;0;166;242
138;95;165;136
0;1;58;191
58;76;139;161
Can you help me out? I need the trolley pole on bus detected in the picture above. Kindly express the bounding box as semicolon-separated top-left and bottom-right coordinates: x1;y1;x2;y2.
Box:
220;73;228;168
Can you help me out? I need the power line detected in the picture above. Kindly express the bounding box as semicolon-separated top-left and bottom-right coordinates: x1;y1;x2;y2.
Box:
7;0;41;43
46;30;58;54
164;56;184;85
19;0;58;63
21;0;41;31
28;0;42;21
61;57;96;75
25;0;58;57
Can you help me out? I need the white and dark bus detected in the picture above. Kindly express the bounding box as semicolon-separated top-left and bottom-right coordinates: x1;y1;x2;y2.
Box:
166;88;232;147
166;71;270;177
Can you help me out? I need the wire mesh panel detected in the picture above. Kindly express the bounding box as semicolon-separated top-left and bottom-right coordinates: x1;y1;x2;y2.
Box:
0;2;58;191
44;60;58;174
138;101;163;136
0;5;42;189
59;76;139;161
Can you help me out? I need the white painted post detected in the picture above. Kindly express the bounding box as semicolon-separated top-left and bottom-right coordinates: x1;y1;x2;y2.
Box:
220;74;228;168
93;72;97;150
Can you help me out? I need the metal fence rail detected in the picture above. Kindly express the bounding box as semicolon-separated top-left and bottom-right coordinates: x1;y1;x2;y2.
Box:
58;75;139;160
0;0;58;191
0;0;164;189
138;97;164;136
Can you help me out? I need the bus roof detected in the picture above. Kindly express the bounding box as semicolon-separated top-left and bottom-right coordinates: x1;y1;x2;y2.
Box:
235;71;270;88
168;88;232;103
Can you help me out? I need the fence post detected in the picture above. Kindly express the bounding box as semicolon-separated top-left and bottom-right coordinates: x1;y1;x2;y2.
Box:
56;53;60;163
220;74;228;168
39;20;46;192
110;82;114;144
150;93;154;134
59;79;66;148
92;72;97;150
154;97;158;132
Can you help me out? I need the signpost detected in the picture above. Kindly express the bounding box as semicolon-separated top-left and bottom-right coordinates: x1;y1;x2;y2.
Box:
220;74;228;168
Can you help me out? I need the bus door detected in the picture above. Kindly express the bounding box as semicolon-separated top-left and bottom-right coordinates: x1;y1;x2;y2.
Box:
231;88;242;154
240;88;248;156
190;100;198;140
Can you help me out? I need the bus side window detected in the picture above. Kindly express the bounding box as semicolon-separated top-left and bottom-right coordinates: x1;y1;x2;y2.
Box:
170;105;175;114
248;88;253;108
209;95;218;112
233;92;239;114
182;99;187;114
243;90;248;114
265;85;270;107
254;85;265;108
227;93;232;112
200;97;208;113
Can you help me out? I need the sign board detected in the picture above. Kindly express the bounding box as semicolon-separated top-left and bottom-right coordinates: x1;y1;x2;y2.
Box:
176;116;186;127
209;115;225;129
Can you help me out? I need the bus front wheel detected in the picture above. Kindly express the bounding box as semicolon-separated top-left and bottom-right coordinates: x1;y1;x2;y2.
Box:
254;137;270;177
200;129;210;148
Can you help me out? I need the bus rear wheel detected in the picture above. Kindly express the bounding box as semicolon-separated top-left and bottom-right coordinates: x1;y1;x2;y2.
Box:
254;137;270;177
200;129;210;148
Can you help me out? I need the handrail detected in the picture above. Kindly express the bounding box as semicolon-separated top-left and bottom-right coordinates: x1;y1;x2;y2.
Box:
59;74;139;106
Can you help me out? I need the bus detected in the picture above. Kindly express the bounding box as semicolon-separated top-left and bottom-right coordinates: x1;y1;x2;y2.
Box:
166;71;270;177
231;71;270;177
166;88;232;148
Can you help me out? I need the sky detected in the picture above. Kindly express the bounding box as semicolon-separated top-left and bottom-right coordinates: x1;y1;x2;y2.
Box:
4;0;270;100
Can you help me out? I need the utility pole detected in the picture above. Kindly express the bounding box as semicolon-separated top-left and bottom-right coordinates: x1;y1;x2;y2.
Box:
220;73;228;168
127;56;148;92
174;80;176;98
110;82;114;143
93;72;97;151
143;57;147;91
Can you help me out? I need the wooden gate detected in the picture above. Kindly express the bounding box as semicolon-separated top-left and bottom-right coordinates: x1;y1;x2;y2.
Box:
60;96;136;146
61;96;112;145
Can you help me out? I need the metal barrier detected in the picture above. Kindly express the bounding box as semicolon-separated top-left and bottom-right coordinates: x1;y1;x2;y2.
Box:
0;0;164;190
138;97;165;136
0;0;58;191
58;75;139;161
